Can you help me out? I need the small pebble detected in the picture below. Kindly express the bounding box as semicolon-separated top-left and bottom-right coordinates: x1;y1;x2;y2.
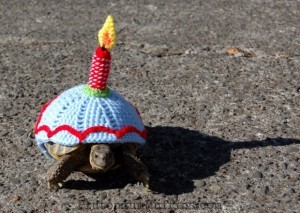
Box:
287;147;299;153
15;129;27;136
209;184;221;193
280;163;288;170
27;131;35;139
194;180;206;188
24;141;33;147
11;194;21;201
29;149;36;156
0;124;8;130
257;209;268;213
11;178;21;184
124;183;132;190
99;192;107;200
289;188;296;193
253;171;263;179
0;131;9;137
66;194;75;199
62;188;71;193
102;203;109;209
264;186;270;194
131;194;142;200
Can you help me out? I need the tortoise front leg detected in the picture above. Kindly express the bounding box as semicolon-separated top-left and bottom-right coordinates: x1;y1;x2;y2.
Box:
47;155;79;190
119;152;150;190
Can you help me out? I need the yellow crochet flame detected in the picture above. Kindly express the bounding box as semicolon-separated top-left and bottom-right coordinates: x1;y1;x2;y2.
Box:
98;15;116;50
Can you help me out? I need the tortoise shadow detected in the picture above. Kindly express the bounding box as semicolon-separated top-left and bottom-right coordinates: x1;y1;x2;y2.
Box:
141;126;300;195
64;125;300;194
64;170;136;190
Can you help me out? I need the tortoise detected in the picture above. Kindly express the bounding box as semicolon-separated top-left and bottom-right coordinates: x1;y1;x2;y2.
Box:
45;142;149;190
34;85;149;190
34;16;149;190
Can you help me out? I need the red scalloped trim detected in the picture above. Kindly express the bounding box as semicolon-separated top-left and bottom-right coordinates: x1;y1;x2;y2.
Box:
34;96;58;131
34;97;147;142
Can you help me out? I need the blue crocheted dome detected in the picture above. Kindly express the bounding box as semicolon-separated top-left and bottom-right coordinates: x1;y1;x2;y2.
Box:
34;84;147;158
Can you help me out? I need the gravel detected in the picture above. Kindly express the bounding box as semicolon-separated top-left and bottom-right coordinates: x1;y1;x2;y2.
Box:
253;171;263;179
0;0;299;212
194;180;206;188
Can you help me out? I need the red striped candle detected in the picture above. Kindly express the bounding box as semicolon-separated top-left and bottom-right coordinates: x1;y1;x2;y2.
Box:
88;46;111;90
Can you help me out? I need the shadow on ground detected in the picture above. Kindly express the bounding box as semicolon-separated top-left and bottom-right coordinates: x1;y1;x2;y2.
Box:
64;126;300;195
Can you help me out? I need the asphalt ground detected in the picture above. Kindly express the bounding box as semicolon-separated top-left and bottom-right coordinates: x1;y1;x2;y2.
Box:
0;0;299;212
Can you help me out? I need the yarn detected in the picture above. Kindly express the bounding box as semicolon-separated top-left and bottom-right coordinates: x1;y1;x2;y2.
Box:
87;47;111;91
35;85;147;147
34;15;147;159
98;15;116;50
83;84;110;97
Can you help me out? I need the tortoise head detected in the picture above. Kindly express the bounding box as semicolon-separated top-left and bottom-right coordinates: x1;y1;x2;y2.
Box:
89;144;115;171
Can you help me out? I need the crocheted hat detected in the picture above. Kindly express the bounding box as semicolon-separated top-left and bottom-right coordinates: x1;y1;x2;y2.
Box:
34;16;147;158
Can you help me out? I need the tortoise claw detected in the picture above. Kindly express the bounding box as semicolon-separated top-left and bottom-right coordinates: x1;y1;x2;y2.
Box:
141;174;150;191
144;182;150;192
47;181;63;190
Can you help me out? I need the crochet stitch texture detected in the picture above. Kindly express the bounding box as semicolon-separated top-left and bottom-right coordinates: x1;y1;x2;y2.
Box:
87;47;111;91
35;84;146;144
35;85;147;157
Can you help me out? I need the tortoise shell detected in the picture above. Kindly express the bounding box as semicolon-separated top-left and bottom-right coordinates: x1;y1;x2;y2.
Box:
44;142;137;173
44;142;81;159
34;85;147;158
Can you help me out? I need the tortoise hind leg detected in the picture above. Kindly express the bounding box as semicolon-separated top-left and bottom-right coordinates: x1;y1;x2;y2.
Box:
47;155;79;190
119;152;150;190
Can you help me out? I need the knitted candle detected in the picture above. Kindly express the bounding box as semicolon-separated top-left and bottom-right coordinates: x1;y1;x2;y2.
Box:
84;15;116;97
88;47;111;90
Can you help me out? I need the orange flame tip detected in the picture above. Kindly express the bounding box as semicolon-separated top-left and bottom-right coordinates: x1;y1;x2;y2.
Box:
98;15;116;50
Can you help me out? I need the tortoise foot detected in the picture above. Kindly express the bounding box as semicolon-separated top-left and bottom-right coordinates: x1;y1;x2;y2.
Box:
47;181;63;190
47;155;79;190
142;174;150;192
119;152;150;190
